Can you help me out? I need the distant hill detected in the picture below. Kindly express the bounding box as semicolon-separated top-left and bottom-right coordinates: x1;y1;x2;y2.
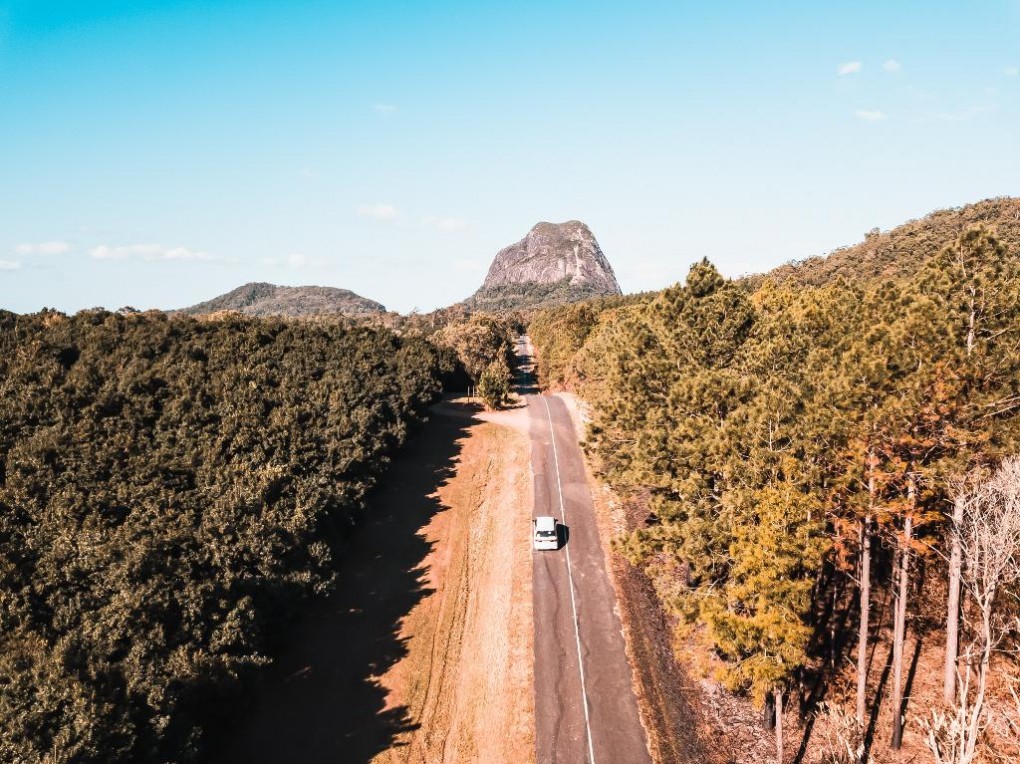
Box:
469;221;622;311
178;282;386;317
747;197;1020;289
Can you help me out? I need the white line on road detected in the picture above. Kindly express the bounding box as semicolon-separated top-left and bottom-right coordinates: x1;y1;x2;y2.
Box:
543;395;597;764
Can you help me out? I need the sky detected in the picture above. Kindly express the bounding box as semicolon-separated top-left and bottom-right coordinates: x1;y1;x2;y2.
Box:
1;0;1018;314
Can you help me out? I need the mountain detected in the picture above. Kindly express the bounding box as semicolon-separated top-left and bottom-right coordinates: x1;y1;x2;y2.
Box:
469;220;623;311
178;282;386;317
748;196;1020;289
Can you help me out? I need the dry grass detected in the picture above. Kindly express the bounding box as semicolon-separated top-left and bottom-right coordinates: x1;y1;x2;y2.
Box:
371;416;535;764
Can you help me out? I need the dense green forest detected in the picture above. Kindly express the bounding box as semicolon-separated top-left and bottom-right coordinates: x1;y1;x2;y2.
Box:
530;213;1020;760
0;310;458;763
468;278;615;313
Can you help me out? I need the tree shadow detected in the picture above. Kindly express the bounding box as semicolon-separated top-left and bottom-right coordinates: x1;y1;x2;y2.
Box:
792;585;854;763
514;340;540;396
862;638;895;760
899;634;924;734
202;407;474;764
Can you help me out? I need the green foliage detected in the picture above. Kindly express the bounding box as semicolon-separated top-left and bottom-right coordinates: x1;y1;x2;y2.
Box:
0;310;447;763
477;356;513;410
432;314;517;384
469;278;611;313
527;293;653;389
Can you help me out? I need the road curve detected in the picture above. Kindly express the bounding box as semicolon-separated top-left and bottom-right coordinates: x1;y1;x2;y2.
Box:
520;338;651;764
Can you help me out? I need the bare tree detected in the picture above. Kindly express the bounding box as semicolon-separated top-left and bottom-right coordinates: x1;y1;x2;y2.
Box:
817;702;867;764
944;494;965;705
922;458;1020;764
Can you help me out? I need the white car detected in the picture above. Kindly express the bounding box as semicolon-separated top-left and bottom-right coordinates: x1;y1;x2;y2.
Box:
533;516;559;550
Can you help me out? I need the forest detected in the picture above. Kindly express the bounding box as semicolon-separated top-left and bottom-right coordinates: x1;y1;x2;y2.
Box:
0;309;468;763
530;213;1020;762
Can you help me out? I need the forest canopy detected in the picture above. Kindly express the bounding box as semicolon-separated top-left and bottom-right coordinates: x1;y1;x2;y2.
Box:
0;310;453;763
529;220;1020;758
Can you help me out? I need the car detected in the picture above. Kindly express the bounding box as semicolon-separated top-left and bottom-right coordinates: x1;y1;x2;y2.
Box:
533;516;559;550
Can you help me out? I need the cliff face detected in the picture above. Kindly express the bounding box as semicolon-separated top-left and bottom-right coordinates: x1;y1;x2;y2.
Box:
469;221;622;311
481;220;622;295
178;283;386;317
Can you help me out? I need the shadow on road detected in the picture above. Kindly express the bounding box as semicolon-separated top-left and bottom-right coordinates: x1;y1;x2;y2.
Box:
514;337;540;396
203;407;474;764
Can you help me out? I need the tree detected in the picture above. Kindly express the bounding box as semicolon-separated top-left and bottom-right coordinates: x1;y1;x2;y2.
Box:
918;226;1020;707
921;458;1020;764
432;314;516;384
477;356;512;410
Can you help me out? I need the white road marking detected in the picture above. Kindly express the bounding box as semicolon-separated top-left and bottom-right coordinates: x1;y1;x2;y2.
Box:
543;395;597;764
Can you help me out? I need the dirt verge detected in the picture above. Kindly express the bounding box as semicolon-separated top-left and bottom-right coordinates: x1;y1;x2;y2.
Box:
372;408;534;764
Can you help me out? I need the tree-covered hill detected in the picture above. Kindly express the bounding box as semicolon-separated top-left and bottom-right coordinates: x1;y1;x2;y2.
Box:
0;309;455;763
178;282;387;317
746;196;1020;289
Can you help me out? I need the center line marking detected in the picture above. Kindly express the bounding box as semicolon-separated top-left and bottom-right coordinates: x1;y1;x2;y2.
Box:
543;394;597;764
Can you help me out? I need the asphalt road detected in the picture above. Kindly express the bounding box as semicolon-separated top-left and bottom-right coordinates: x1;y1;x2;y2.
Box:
520;337;651;764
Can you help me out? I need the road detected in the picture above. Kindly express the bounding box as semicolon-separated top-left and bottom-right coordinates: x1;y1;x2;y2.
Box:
519;337;652;764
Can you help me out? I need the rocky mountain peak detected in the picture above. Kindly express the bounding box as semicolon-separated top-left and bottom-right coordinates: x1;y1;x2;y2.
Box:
480;220;622;296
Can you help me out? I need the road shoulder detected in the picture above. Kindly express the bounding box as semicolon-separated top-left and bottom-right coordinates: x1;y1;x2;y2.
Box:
372;406;535;764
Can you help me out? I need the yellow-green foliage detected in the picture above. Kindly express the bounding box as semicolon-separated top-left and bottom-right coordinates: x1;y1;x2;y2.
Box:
432;314;517;384
477;356;513;410
555;225;1020;706
528;293;653;390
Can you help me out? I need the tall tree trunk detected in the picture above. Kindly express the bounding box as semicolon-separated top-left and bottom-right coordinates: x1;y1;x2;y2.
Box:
857;450;877;726
891;504;913;750
775;686;784;764
856;511;872;725
964;604;995;764
944;495;964;705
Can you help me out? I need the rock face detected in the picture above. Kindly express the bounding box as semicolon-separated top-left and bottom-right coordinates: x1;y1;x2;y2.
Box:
481;220;622;295
179;282;386;317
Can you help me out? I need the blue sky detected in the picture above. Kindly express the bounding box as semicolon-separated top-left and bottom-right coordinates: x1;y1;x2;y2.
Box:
1;1;1018;313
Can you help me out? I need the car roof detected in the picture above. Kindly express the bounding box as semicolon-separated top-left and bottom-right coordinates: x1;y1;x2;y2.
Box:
535;516;556;531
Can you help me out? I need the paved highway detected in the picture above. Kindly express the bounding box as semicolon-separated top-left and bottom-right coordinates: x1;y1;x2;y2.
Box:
519;337;651;764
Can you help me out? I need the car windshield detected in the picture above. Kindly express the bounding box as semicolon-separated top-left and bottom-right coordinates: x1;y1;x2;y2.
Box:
537;530;556;537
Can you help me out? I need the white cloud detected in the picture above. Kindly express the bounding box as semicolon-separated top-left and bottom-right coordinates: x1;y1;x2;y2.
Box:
421;215;468;232
855;109;886;122
90;244;216;261
373;103;396;113
15;241;71;256
1006;66;1019;77
0;260;21;270
838;61;862;75
883;59;902;73
356;203;398;221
